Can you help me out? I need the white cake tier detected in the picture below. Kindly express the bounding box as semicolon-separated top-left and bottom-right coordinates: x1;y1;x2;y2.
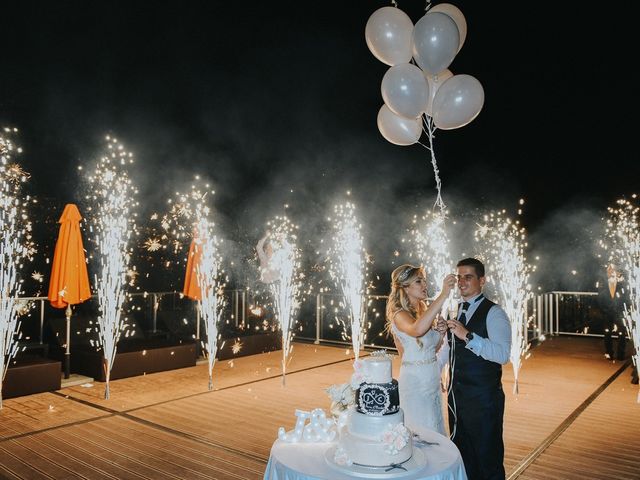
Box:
362;355;392;384
348;409;405;438
339;429;413;467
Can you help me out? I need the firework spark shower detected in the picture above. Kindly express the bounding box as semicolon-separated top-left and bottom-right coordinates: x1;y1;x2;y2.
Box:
412;208;456;317
85;136;138;399
475;206;532;394
266;216;301;385
604;195;640;401
328;202;368;360
169;182;226;390
0;129;33;408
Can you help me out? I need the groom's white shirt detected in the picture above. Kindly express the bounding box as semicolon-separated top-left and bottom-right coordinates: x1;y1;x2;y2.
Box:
459;293;511;365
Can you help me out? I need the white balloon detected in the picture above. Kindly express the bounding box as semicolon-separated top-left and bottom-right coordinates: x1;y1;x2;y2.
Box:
432;74;484;130
365;7;414;66
424;69;453;117
428;3;467;52
381;63;429;119
412;12;459;75
377;104;422;146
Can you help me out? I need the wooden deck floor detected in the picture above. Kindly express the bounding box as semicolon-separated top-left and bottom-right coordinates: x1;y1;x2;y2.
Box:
0;336;638;479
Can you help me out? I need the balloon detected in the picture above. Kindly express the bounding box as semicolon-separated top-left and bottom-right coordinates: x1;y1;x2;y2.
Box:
377;104;422;146
432;74;484;130
365;7;413;66
381;63;429;119
412;12;459;75
424;69;453;117
428;3;467;53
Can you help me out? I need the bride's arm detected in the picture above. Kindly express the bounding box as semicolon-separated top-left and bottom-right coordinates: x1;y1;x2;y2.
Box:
394;275;456;338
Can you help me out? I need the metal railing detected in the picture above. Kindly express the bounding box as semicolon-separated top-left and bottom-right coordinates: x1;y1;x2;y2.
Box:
304;293;394;350
539;291;612;337
15;289;247;344
302;291;607;349
14;290;613;354
129;290;247;340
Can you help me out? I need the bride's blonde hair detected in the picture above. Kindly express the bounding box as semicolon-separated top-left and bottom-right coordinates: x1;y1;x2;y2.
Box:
385;264;425;335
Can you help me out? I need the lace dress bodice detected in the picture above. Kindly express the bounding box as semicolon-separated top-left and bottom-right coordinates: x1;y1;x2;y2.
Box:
391;324;441;363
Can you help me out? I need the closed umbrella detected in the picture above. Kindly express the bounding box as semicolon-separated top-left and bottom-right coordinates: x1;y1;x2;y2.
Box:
183;238;201;301
47;204;91;379
183;239;202;344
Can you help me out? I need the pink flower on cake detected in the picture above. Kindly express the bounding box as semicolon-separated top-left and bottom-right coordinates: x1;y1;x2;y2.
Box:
380;424;410;455
381;430;395;444
394;435;407;450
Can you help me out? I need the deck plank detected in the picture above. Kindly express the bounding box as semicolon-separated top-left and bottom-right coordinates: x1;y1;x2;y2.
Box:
0;338;638;479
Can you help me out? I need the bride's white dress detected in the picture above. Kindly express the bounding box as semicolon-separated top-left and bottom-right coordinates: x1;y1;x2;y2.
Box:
392;324;446;438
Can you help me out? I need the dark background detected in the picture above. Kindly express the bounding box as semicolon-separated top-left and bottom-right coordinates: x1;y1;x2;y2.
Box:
1;1;636;296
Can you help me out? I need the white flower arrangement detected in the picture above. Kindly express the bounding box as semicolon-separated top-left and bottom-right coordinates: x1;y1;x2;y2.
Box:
350;358;370;388
326;382;355;416
326;358;374;415
380;424;410;455
334;446;353;466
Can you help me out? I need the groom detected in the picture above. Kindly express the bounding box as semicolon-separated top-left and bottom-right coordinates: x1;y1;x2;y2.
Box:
445;257;511;480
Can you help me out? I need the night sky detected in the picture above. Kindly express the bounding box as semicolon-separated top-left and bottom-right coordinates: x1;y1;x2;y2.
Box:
1;1;636;294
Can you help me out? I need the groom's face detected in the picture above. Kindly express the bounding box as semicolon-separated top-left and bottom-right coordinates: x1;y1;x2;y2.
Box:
457;265;485;299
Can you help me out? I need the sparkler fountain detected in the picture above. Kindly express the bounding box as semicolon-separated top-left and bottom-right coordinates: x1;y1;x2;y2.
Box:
603;195;640;401
85;136;138;399
194;217;225;391
412;207;456;318
328;202;368;360
158;181;226;390
182;185;225;390
265;216;301;386
0;128;33;409
474;206;532;394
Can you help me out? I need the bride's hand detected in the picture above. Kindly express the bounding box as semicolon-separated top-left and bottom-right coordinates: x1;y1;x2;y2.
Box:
441;274;457;295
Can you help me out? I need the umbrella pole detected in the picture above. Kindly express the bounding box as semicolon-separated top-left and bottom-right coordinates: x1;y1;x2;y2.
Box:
64;304;72;379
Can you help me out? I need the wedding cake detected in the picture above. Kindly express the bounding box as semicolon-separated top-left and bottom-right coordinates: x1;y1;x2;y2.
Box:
333;353;413;468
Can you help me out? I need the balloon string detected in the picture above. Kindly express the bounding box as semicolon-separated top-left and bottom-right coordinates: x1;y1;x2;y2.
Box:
418;115;446;213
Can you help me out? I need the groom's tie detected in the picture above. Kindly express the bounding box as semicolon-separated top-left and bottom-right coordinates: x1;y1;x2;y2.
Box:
458;301;470;325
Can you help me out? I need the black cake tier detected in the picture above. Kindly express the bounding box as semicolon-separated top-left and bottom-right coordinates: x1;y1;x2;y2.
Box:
355;379;400;416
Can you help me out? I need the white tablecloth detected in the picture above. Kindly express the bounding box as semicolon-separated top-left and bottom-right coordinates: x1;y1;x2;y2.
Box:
264;429;467;480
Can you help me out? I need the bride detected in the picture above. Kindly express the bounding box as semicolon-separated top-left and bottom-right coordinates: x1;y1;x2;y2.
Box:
386;264;456;438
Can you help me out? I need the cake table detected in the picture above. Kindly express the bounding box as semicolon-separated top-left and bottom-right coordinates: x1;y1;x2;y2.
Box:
263;428;467;480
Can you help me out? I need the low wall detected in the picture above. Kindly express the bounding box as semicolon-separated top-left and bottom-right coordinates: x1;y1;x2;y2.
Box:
3;356;61;399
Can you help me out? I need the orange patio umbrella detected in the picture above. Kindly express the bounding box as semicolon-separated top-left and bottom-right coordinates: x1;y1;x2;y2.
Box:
47;203;91;379
183;238;202;301
183;238;203;347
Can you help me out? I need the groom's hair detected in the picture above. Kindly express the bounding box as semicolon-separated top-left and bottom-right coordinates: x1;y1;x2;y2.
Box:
456;257;485;278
